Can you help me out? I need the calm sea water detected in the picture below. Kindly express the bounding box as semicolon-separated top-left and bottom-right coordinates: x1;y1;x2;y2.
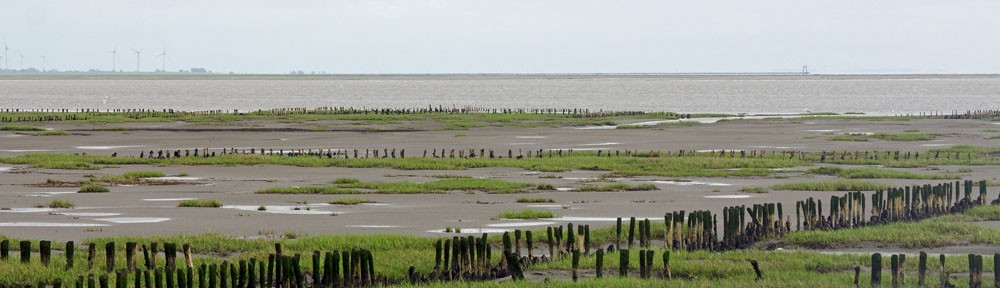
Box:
1;75;997;114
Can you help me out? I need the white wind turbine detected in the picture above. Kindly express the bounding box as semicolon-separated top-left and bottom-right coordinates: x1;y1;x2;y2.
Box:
155;46;167;72
132;48;144;72
106;44;119;72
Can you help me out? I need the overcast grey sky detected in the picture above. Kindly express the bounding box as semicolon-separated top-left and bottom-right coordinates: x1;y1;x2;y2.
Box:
2;0;998;74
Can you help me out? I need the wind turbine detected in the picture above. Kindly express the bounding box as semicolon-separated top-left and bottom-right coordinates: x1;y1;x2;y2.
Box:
3;41;8;71
106;44;118;72
132;48;143;72
155;46;167;72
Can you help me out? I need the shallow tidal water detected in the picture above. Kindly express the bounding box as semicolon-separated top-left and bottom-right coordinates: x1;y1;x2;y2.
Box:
1;74;998;114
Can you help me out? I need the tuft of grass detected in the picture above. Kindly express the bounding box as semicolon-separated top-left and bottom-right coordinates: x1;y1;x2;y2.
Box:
329;198;374;205
805;166;959;180
1;125;45;131
872;133;935;141
516;197;555;203
78;183;109;193
827;135;869;141
577;182;658;192
48;199;75;208
498;209;557;219
333;178;361;184
178;199;223;208
96;171;168;184
34;130;70;136
771;180;891;191
739;186;768;193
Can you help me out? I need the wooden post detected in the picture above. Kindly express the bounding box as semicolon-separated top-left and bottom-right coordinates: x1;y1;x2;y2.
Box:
66;241;75;270
595;250;604;278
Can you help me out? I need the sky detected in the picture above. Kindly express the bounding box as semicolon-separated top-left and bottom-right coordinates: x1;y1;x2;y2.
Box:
1;0;999;74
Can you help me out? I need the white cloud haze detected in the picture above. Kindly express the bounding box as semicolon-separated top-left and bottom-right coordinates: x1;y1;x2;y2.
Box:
2;0;998;73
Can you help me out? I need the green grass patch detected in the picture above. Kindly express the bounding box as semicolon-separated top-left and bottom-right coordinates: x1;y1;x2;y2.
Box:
78;183;109;193
48;199;75;208
738;186;768;193
333;177;361;184
97;171;167;184
261;178;539;195
177;199;223;208
805;166;959;180
0;125;45;131
577;182;658;192
771;180;891;191
515;197;555;203
827;135;869;141
872;133;936;141
34;130;70;136
329;198;374;205
498;209;557;219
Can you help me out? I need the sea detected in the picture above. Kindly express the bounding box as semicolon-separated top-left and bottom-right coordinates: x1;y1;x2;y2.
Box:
1;74;997;114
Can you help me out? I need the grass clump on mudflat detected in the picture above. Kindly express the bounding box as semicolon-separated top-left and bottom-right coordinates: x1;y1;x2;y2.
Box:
577;182;657;192
34;130;70;136
78;183;109;193
48;199;75;208
178;199;223;208
805;166;959;180
516;197;555;203
0;125;45;131
329;198;374;205
738;186;768;193
97;171;167;184
828;133;935;142
498;209;557;219
771;180;890;191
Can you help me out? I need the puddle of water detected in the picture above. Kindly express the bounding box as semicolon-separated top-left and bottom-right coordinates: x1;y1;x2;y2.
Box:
487;222;555;227
25;191;78;198
347;225;403;228
0;222;111;227
510;143;537;145
545;148;604;151
144;177;203;181
143;198;198;202
521;171;540;175
427;228;510;234
652;180;732;187
0;208;57;213
575;126;617;130
516;136;547;139
920;144;953;147
360;203;390;206
806;129;839;132
0;167;12;173
56;212;122;217
580;142;620;146
95;217;171;224
75;145;144;150
556;187;573;191
223;205;337;215
704;195;752;199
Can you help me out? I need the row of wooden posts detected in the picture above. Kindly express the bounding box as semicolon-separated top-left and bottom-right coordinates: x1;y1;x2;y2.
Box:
113;146;995;165
863;252;997;288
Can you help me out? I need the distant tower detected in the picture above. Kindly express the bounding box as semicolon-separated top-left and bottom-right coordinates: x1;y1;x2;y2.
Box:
801;65;810;75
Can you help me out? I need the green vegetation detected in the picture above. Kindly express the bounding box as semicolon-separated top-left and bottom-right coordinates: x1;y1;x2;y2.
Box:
738;186;768;193
48;199;75;208
33;130;70;136
96;171;167;184
805;166;959;180
497;209;557;219
617;121;700;129
77;183;109;193
259;178;540;194
829;133;936;142
771;180;891;191
177;199;223;208
516;197;555;203
827;135;870;141
786;205;1000;248
329;198;375;205
577;182;658;192
0;125;45;131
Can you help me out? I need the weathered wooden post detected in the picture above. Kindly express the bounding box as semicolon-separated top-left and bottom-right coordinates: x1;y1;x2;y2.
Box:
871;253;882;287
595;249;604;278
105;242;115;272
619;249;629;278
571;250;580;282
66;241;75;270
525;231;534;260
918;251;927;287
18;240;31;264
40;240;51;266
751;260;763;280
628;217;636;249
0;239;8;261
